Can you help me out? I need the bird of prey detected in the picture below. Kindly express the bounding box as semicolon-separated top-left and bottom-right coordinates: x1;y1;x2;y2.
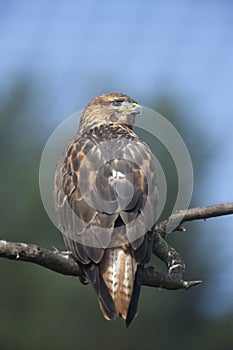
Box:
54;93;157;326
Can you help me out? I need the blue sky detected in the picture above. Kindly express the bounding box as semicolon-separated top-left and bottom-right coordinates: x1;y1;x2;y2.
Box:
1;0;233;314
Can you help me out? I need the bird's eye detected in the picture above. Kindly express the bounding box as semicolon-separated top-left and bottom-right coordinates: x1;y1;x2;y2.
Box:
112;99;124;107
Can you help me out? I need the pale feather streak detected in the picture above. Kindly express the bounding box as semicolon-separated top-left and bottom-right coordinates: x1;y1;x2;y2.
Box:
100;246;136;320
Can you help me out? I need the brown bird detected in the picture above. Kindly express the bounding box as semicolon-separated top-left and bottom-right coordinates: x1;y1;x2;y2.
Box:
54;93;157;326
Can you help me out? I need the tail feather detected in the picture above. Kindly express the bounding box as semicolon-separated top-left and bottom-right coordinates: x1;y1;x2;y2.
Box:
84;263;117;320
126;265;144;327
100;247;137;321
84;246;143;325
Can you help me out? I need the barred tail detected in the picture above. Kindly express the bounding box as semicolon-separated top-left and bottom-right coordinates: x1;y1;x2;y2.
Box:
99;247;138;322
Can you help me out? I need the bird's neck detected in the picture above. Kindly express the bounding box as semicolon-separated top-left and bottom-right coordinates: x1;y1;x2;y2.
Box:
78;120;133;135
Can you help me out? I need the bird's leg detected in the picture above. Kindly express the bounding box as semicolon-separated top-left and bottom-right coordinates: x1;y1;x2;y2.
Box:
52;246;88;285
146;230;202;290
52;246;73;259
152;231;185;277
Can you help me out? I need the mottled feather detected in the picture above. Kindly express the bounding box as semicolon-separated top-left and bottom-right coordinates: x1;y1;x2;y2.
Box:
54;93;157;326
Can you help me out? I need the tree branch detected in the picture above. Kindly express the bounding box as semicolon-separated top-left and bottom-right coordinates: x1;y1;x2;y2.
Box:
155;202;233;238
0;239;201;290
1;203;233;290
0;240;82;276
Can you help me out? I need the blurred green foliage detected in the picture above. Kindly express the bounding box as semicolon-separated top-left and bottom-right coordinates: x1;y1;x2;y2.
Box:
0;81;233;350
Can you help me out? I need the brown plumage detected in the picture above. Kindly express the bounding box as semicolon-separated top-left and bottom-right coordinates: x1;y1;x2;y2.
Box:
54;93;157;326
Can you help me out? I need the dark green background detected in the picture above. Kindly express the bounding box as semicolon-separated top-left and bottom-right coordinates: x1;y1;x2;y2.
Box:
0;83;232;350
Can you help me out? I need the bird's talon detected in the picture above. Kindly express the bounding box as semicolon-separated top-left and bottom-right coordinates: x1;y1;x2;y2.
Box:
79;275;88;285
52;246;59;254
177;225;186;232
60;251;73;259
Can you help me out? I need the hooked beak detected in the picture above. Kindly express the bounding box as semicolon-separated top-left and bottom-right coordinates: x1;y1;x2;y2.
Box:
121;101;142;115
131;102;142;115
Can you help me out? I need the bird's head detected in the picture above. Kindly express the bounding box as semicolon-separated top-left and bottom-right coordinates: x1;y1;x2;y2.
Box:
79;93;142;132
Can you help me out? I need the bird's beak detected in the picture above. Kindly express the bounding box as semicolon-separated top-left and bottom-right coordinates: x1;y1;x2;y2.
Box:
131;102;142;115
121;101;142;114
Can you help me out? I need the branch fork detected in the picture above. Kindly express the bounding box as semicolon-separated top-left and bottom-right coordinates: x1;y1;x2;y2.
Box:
0;203;233;290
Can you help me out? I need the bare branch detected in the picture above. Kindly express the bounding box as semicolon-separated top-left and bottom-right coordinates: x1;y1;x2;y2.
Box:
0;203;233;290
143;267;202;290
155;202;233;238
0;239;201;290
0;240;82;276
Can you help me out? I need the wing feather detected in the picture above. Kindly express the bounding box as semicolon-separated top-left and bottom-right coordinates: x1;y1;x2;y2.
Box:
54;124;157;324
